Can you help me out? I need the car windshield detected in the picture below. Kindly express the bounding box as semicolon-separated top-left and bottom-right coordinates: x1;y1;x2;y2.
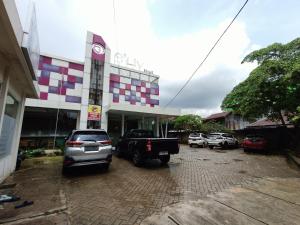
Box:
246;135;264;140
189;133;200;137
71;131;109;142
222;134;233;138
208;134;221;138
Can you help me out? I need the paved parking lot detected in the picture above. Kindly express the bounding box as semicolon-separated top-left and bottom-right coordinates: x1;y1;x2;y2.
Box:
1;145;299;225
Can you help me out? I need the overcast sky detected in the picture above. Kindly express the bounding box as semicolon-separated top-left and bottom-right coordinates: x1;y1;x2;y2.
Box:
15;0;300;117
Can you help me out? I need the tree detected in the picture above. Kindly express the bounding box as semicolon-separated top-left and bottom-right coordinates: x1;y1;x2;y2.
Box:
174;114;202;131
222;38;300;125
201;121;231;133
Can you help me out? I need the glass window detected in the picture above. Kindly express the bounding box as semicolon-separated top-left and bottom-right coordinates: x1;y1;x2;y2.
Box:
70;131;109;142
0;94;19;157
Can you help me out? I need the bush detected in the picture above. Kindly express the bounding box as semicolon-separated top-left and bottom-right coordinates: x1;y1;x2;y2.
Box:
24;149;46;158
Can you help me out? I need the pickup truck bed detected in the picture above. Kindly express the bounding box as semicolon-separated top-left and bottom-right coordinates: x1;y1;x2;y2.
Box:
115;130;180;166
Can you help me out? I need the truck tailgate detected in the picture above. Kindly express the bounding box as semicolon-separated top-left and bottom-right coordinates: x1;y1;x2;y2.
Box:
150;138;179;154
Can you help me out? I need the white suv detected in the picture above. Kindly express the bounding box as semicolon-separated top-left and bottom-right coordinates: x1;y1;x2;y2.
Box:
207;133;239;149
188;133;208;148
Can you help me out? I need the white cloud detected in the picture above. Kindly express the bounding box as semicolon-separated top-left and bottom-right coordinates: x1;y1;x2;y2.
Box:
15;0;257;117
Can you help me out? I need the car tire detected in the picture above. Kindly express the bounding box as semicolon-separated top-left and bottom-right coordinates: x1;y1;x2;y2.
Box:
244;148;249;153
103;163;110;170
209;145;214;149
62;166;69;175
115;146;123;158
234;141;239;149
160;155;170;165
132;149;143;167
189;144;193;148
222;142;228;149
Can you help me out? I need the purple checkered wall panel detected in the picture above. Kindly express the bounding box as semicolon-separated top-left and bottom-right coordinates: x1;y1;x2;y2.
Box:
109;73;159;107
38;55;84;103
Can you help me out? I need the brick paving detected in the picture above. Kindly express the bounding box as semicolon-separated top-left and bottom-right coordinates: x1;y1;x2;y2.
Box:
1;146;299;225
62;146;300;225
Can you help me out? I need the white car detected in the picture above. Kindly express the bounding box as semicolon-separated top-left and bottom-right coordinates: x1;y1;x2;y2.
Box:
207;133;239;149
188;133;208;148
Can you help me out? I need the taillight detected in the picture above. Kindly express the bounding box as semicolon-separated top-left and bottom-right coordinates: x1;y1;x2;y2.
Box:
66;141;83;147
146;139;152;152
99;140;112;146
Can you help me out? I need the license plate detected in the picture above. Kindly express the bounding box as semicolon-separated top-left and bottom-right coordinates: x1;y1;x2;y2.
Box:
84;146;98;151
159;151;168;156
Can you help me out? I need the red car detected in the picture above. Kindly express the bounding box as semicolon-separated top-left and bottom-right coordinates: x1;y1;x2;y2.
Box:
242;135;267;152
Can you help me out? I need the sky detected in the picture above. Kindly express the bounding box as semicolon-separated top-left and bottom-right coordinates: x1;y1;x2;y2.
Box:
15;0;300;117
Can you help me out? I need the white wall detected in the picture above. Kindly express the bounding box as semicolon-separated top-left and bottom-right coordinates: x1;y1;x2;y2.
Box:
0;70;26;183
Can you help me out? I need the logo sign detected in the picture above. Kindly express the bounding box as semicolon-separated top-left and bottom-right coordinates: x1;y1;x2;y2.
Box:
92;44;105;55
114;53;144;71
87;105;101;121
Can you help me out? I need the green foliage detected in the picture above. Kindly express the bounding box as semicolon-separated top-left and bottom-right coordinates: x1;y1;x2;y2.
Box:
24;149;46;158
291;106;300;126
174;114;203;131
201;121;231;134
222;37;300;123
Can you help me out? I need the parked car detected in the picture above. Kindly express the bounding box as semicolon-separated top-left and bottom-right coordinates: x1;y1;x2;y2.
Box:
242;135;267;152
63;129;112;173
188;133;208;148
207;133;239;149
115;129;179;167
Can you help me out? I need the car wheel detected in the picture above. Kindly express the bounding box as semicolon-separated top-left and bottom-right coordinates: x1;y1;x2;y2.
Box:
189;144;193;148
234;141;239;148
103;163;110;170
160;155;170;165
209;145;214;149
115;146;123;158
244;148;249;153
222;142;228;149
62;166;69;175
132;149;143;167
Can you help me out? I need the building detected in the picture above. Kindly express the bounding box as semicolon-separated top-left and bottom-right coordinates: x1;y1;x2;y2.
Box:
204;112;249;130
21;31;180;147
0;0;39;182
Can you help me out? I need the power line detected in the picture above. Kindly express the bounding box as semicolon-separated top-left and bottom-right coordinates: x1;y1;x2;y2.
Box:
164;0;249;108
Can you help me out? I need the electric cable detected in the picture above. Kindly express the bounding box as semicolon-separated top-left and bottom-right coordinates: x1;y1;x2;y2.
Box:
164;0;249;108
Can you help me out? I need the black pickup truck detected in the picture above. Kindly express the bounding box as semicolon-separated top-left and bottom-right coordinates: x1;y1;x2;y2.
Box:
115;129;179;166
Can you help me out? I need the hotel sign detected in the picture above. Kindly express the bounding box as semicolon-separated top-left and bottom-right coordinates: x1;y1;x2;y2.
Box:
87;105;101;121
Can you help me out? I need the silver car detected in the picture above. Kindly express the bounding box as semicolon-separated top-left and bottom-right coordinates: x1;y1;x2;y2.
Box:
63;129;112;173
207;133;239;149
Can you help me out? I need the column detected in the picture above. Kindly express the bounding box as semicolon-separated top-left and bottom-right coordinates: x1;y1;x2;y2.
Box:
121;113;125;136
0;69;9;133
156;116;160;137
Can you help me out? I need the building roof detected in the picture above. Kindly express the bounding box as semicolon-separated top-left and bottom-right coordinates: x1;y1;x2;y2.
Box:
247;117;293;128
205;112;231;120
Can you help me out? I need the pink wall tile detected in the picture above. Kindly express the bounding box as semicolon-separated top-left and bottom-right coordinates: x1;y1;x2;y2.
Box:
38;76;50;86
125;84;131;90
110;74;120;82
40;92;48;100
69;62;84;71
68;75;77;83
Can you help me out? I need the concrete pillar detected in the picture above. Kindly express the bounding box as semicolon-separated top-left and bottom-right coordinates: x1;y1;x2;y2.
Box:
0;69;9;134
156;116;160;137
121;113;125;135
10;93;26;171
142;115;145;129
76;111;81;129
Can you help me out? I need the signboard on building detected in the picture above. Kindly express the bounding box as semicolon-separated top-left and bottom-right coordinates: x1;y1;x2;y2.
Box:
87;105;101;121
91;34;106;62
